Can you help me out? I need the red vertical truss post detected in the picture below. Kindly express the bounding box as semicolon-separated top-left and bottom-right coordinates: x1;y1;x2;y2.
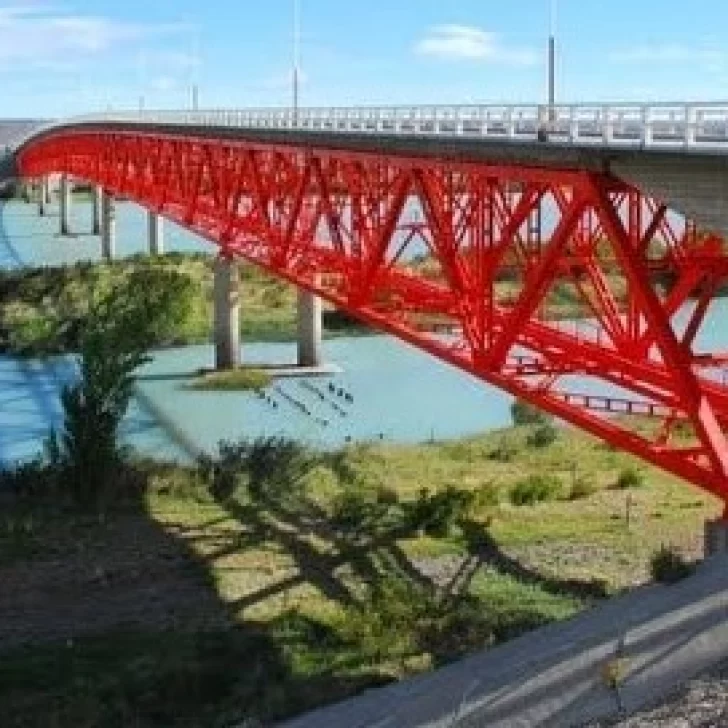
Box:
16;127;728;507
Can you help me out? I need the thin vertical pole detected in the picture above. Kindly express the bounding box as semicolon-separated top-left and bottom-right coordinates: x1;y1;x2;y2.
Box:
548;0;557;115
293;0;301;123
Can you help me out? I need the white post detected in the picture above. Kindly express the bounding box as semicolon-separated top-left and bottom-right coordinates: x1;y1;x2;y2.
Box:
101;191;116;261
148;210;164;255
214;256;241;370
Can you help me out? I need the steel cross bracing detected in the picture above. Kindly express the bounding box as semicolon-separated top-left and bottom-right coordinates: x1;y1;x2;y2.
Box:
16;129;728;509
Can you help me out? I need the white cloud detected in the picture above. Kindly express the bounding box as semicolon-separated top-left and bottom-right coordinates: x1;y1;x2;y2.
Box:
0;6;188;69
415;25;538;65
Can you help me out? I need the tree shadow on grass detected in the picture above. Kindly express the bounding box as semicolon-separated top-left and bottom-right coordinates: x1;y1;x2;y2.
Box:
200;438;612;683
0;462;389;728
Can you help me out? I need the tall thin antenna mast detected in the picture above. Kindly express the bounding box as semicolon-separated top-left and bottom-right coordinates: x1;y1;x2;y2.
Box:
548;0;556;111
293;0;301;123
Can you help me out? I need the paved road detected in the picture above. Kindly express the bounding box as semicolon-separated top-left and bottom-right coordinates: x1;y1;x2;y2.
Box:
281;555;728;728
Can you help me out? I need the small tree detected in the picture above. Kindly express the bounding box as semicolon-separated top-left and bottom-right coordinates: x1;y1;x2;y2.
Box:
511;399;552;427
50;267;193;508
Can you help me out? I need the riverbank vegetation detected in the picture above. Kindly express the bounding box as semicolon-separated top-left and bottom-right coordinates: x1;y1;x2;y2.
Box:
0;243;719;726
0;253;367;357
0;420;718;726
190;367;273;391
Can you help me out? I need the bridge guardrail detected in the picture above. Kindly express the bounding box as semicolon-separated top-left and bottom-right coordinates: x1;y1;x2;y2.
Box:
12;102;728;151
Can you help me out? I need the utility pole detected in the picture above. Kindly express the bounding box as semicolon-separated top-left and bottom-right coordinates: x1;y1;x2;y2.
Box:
293;0;301;124
548;0;557;116
191;30;201;111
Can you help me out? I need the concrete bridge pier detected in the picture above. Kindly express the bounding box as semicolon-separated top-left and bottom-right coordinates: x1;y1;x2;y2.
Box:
705;519;728;556
148;211;164;255
37;178;48;217
59;175;71;235
91;185;102;235
101;191;116;261
297;286;322;368
213;256;241;370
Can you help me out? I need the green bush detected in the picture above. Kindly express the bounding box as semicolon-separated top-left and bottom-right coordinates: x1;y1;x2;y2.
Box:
509;475;562;506
375;485;399;506
615;467;645;490
200;437;312;505
0;458;53;498
568;477;597;501
330;489;383;531
48;268;193;509
488;437;519;463
405;486;475;537
527;423;558;449
511;399;552;427
335;578;436;661
649;545;694;584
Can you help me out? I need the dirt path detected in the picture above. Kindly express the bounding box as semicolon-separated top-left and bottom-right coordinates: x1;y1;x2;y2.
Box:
0;514;231;652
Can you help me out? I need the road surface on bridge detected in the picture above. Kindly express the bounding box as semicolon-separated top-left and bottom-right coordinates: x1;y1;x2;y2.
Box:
10;102;728;234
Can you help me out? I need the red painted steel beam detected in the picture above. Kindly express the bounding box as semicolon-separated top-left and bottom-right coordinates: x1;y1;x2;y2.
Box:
16;128;728;510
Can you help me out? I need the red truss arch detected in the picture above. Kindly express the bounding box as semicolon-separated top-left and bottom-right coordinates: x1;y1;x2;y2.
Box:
17;129;728;510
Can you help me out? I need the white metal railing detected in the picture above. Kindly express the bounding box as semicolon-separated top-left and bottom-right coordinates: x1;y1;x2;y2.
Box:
12;102;728;152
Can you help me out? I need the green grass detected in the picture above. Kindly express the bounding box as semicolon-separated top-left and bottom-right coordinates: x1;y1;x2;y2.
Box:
0;424;719;726
189;367;273;392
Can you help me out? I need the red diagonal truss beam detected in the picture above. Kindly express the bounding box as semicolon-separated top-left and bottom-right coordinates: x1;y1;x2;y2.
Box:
16;128;728;512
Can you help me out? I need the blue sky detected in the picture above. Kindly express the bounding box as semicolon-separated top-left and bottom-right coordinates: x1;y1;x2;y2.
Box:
2;0;728;117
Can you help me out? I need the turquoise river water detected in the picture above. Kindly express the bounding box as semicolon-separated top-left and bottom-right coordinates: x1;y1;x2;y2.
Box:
0;197;726;466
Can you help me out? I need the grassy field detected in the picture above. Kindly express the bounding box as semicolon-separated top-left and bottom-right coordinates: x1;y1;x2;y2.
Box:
0;422;719;727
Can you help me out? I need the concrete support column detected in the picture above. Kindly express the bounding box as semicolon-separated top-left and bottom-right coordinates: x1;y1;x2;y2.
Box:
91;185;102;235
59;175;71;235
38;178;47;217
214;256;241;370
148;211;164;255
101;191;116;261
297;285;322;368
705;519;728;556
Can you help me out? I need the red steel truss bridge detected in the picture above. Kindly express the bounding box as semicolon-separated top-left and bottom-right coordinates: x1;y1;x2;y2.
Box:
9;103;728;510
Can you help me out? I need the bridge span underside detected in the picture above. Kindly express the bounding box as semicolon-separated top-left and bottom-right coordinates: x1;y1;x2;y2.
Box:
15;124;728;508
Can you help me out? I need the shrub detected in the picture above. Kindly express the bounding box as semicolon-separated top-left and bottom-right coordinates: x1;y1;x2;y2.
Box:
511;399;552;427
527;423;558;449
405;486;475;537
615;467;645;490
48;269;193;509
470;483;501;513
568;477;597;501
200;437;312;505
335;578;437;661
650;545;694;584
488;437;519;463
509;475;562;506
331;490;382;531
375;485;399;506
0;458;54;498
